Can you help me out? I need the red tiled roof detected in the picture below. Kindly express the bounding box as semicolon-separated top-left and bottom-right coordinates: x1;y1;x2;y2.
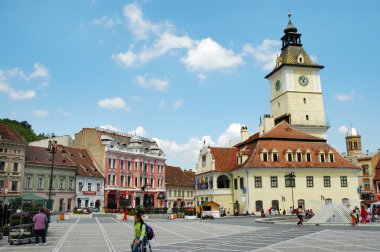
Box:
63;146;104;178
166;165;194;187
209;147;238;172
261;121;324;141
0;123;24;142
26;146;76;168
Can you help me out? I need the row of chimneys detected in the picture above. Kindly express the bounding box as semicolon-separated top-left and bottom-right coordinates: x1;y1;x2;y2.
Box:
240;114;276;142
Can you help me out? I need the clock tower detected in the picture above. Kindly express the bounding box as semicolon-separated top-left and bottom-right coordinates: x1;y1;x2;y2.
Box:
265;13;329;139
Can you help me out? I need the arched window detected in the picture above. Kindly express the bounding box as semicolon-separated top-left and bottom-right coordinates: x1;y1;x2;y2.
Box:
255;200;263;212
209;176;213;189
217;175;230;189
271;200;279;211
297;199;305;209
342;198;349;206
325;198;332;206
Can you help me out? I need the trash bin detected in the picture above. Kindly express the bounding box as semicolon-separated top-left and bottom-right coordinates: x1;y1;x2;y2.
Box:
59;213;65;220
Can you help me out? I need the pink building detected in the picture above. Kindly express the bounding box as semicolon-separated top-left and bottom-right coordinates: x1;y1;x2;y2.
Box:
103;135;166;209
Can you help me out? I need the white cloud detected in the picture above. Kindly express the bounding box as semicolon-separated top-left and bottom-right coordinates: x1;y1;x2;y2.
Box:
133;75;169;91
152;123;242;168
29;63;49;79
216;123;242;146
123;2;162;40
0;68;27;81
243;39;281;71
181;38;243;72
100;124;121;132
98;97;130;111
0;83;36;100
174;100;182;110
93;15;121;28
33;110;48;117
112;33;194;68
128;126;147;137
338;125;349;135
335;92;356;102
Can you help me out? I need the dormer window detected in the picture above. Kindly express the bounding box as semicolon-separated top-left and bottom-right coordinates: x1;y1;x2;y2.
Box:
272;153;278;162
305;152;311;162
296;152;302;162
287;153;293;161
328;152;335;162
297;54;304;63
320;152;326;162
261;149;269;162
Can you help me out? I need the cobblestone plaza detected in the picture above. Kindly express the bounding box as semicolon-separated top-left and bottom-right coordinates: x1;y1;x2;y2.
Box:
1;217;380;252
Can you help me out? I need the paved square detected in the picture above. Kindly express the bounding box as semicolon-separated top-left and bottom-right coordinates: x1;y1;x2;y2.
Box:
1;217;380;252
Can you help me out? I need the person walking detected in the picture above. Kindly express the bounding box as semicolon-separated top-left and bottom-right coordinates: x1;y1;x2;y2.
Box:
360;206;368;224
131;213;147;252
33;208;48;246
296;205;304;227
350;210;357;226
123;207;129;221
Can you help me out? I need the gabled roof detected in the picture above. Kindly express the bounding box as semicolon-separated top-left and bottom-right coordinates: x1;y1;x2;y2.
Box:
166;165;194;187
63;146;104;178
26;146;76;168
209;147;238;172
260;121;325;141
0;123;25;142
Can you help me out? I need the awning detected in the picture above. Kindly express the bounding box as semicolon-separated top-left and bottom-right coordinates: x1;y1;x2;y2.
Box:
22;193;47;201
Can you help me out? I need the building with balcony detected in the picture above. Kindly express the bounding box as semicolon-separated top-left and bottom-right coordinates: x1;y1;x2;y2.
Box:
0;123;27;201
74;127;166;209
25;146;76;212
166;166;195;208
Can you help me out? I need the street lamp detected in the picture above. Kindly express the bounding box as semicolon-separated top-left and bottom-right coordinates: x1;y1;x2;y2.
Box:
47;140;57;210
285;172;296;210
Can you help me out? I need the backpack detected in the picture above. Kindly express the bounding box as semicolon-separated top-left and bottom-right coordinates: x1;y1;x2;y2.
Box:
141;223;155;240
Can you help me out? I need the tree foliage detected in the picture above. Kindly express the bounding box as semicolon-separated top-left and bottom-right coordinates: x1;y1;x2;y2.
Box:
0;118;49;143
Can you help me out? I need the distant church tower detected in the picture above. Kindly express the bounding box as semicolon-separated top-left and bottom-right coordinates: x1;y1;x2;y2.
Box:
345;127;362;158
265;13;329;139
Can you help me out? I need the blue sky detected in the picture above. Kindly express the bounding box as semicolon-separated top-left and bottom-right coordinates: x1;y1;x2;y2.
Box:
1;0;379;168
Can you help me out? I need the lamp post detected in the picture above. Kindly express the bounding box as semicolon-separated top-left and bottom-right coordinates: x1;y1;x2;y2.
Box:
48;140;57;210
285;172;296;210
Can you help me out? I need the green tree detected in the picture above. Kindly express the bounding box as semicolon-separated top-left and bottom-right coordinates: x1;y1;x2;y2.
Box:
0;118;49;142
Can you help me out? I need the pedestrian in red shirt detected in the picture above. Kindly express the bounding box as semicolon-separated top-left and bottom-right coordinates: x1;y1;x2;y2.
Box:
123;207;129;221
33;208;48;246
360;206;368;224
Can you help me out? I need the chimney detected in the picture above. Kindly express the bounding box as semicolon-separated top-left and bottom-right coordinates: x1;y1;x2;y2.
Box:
241;126;248;142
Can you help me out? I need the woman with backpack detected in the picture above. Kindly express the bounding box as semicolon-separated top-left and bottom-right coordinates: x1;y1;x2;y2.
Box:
131;213;147;252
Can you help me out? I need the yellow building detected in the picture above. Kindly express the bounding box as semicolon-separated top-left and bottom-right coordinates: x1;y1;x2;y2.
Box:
265;13;329;139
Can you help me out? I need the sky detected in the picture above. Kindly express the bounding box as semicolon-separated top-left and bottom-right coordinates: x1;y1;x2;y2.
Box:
1;1;379;169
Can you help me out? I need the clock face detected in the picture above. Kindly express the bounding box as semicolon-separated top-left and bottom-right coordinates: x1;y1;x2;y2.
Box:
298;75;309;86
275;80;281;91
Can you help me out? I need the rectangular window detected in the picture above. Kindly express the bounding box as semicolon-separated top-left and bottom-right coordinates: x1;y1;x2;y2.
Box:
270;176;278;188
150;164;154;173
329;154;334;162
324;176;331;187
11;181;18;191
69;179;74;189
97;182;101;191
108;158;112;168
107;175;111;185
297;153;302;162
169;190;172;197
234;178;238;190
144;163;147;172
202;155;206;167
120;175;124;187
255;177;262;188
187;191;189;197
140;177;143;187
25;177;31;188
144;177;148;186
128;176;131;187
150;178;154;187
120;160;124;170
306;153;311;162
140;162;143;171
128;161;131;170
134;162;137;171
240;177;244;189
320;154;325;162
0;161;5;171
112;159;116;168
306;176;314;187
135;177;138;187
112;175;116;186
263;153;268;161
0;180;4;189
79;181;83;191
37;177;43;189
13;162;18;172
341;176;348;187
287;153;292;161
86;182;91;191
60;178;65;189
273;153;278;162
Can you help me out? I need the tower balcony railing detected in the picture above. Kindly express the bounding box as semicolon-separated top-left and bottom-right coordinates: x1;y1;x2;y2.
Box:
290;118;330;128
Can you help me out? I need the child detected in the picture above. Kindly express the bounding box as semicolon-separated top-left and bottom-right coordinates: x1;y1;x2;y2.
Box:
350;210;357;227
